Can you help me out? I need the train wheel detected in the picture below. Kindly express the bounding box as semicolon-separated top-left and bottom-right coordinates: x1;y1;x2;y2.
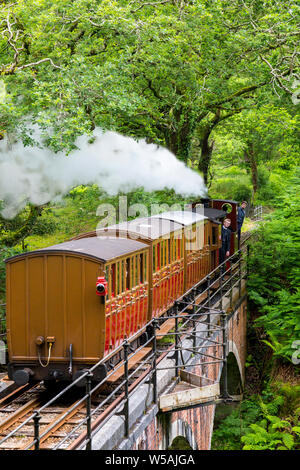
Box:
43;380;69;393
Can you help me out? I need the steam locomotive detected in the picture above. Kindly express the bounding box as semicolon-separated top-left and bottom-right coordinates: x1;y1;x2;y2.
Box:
5;198;238;386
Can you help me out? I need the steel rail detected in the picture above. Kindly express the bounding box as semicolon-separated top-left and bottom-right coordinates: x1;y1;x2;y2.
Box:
0;235;252;449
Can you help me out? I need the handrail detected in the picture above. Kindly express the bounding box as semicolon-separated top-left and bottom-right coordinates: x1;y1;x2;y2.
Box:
0;238;250;450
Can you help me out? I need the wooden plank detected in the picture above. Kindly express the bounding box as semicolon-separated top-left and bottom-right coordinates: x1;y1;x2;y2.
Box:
156;307;191;340
160;382;220;412
180;369;215;387
0;397;40;432
106;347;152;383
156;318;175;339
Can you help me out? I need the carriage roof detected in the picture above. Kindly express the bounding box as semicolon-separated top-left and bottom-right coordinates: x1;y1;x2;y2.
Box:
5;236;148;264
97;216;183;241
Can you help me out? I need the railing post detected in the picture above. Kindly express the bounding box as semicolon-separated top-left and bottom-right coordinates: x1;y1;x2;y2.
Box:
207;275;211;336
192;287;197;349
239;251;242;297
192;287;196;315
221;312;229;399
219;266;223;311
229;263;233;308
247;244;250;279
85;370;93;450
174;301;179;378
207;275;211;308
33;412;41;450
123;339;129;437
152;318;158;405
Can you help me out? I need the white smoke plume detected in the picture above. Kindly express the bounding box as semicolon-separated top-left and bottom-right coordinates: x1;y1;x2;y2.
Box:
0;128;207;219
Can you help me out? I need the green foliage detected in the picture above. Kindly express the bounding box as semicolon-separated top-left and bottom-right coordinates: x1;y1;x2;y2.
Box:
0;246;24;303
209;170;252;202
241;396;300;450
0;0;299;172
211;398;262;450
168;436;192;451
212;383;300;450
211;106;300;195
30;208;58;235
247;172;300;362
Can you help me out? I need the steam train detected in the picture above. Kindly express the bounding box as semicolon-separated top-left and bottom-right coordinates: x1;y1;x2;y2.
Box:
5;198;238;386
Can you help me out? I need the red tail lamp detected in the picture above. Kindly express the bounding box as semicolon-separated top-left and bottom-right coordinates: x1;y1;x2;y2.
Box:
96;277;108;296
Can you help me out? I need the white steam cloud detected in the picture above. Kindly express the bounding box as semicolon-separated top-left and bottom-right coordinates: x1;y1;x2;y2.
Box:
0;128;207;219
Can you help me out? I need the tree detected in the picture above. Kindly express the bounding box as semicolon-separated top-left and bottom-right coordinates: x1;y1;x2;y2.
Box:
1;1;299;154
0;204;46;247
210;104;300;194
0;0;299;239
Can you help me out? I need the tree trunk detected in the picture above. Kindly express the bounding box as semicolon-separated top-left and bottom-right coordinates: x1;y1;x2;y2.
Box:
245;144;258;193
196;109;221;185
164;112;193;162
0;205;45;247
197;124;215;185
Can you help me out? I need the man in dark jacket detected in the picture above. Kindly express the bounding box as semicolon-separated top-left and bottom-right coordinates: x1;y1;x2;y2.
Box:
237;201;247;248
219;218;232;271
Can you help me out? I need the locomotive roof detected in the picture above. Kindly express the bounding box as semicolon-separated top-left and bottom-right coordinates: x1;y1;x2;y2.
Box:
153;210;207;226
5;236;148;263
211;199;238;204
97;217;183;241
202;208;227;223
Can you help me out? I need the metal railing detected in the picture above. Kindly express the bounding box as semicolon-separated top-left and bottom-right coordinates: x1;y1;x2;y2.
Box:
0;303;6;340
253;205;263;220
0;303;7;366
0;248;248;450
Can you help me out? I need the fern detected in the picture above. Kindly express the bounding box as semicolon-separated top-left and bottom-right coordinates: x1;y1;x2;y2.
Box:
247;177;300;363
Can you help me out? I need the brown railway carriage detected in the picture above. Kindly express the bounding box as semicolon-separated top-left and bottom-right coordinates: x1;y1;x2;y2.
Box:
97;211;222;299
97;216;185;318
6;237;149;384
153;211;220;291
5;207;225;386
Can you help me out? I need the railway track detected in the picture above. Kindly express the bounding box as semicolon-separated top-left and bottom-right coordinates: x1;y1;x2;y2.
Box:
0;308;197;450
0;236;250;451
0;382;110;450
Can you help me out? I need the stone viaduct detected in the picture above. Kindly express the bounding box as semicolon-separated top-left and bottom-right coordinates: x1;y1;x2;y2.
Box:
80;281;247;451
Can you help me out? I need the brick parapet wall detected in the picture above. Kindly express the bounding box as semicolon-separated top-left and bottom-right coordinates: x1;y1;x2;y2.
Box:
132;298;247;450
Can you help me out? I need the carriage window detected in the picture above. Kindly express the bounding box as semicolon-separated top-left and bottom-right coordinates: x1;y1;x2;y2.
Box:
116;262;120;295
212;226;217;245
133;255;138;286
144;253;148;281
120;260;125;293
130;257;134;287
179;238;183;259
117;262;122;294
173;235;176;261
222;203;233;214
111;263;116;297
157;243;161;269
105;266;109;299
139;253;144;283
161;241;166;268
198;225;204;249
126;258;130;290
